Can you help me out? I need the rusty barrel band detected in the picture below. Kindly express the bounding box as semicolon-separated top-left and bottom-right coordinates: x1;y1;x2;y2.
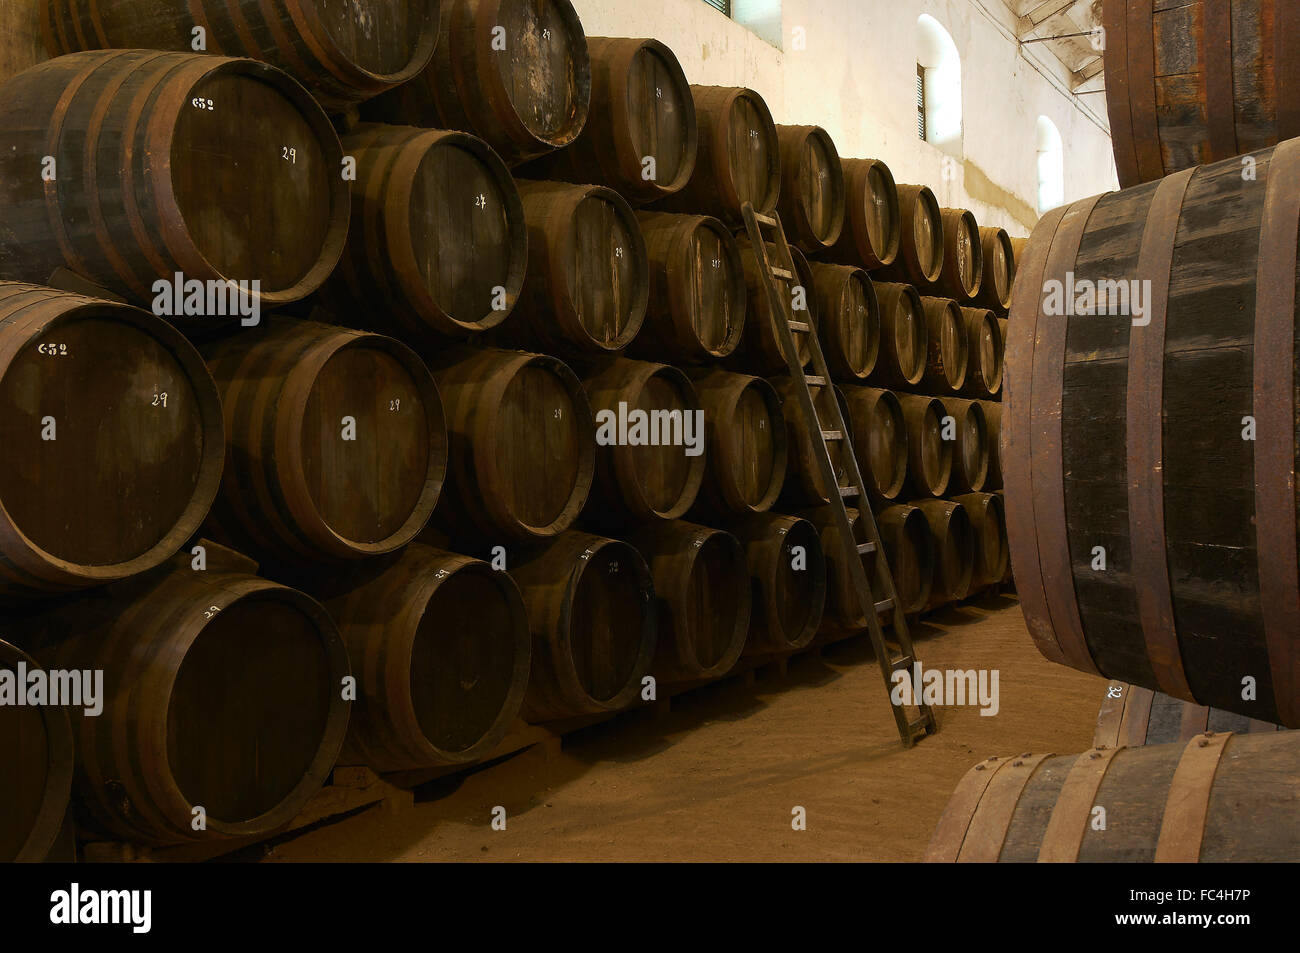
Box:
923;757;1012;862
957;752;1053;862
1103;0;1141;188
1153;731;1233;862
1118;684;1155;747
1252;136;1300;729
1126;0;1164;182
1004;203;1069;665
1127;166;1197;702
1203;0;1238;162
1032;193;1104;675
1037;746;1123;862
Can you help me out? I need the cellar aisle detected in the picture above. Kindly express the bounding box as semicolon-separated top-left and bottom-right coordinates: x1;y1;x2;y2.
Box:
255;595;1100;863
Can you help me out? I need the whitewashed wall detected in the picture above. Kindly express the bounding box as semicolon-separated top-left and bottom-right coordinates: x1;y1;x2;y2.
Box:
570;0;1119;236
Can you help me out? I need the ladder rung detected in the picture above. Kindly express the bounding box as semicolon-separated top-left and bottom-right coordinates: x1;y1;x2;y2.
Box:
805;375;826;386
874;598;894;614
769;266;795;280
839;485;859;497
753;211;778;227
821;430;843;441
856;541;876;555
788;320;811;332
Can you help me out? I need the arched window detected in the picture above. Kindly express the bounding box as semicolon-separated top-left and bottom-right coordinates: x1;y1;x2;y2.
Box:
916;15;962;153
1036;116;1064;214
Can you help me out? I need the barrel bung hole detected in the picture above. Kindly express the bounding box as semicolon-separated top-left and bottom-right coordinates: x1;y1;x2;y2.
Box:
0;316;204;565
170;72;331;291
167;596;331;824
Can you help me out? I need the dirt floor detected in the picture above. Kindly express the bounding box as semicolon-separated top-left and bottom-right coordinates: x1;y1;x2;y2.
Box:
257;592;1103;862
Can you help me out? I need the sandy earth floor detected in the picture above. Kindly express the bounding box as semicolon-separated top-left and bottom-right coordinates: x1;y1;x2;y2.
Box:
256;593;1103;862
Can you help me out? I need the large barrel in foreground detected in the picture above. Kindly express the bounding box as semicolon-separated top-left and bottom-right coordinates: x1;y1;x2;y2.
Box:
926;730;1299;862
0;51;348;307
0;638;72;862
362;0;591;167
203;318;446;566
40;0;440;110
0;283;224;601
1005;141;1300;727
304;544;531;773
7;545;351;845
511;531;657;722
1102;0;1300;187
1094;680;1284;749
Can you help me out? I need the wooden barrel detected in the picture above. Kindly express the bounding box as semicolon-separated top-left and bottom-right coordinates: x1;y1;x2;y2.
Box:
0;282;224;601
488;180;648;356
804;505;890;634
361;0;591;167
874;185;943;287
728;512;827;654
808;262;879;382
867;282;927;388
897;394;950;498
0;51;348;308
40;0;440;111
7;544;350;845
952;492;1007;586
958;307;1004;399
876;504;935;614
429;347;594;542
649;86;780;224
518;37;696;203
304;544;530;773
936;208;983;304
982;401;1003;491
728;238;815;374
823;157;900;269
1095;680;1284;750
840;386;907;502
918;295;968;394
202;317;445;565
914;498;975;606
510;531;657;721
0;0;46;88
772;377;850;506
581;358;706;524
0;638;72;862
686;369;786;516
775;124;846;253
628;212;746;363
1008;237;1027;273
319;124;527;342
942;397;988;494
1005;141;1300;727
926;730;1299;862
1102;0;1300;188
975;226;1014;315
629;520;751;682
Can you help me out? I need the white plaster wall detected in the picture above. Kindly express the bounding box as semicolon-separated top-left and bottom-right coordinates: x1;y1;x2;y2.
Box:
569;0;1120;236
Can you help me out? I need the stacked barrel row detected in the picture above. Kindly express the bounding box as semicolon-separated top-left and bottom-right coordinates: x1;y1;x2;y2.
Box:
0;0;1012;860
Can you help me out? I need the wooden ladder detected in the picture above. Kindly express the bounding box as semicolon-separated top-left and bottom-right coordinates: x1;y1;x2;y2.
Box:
741;202;938;748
